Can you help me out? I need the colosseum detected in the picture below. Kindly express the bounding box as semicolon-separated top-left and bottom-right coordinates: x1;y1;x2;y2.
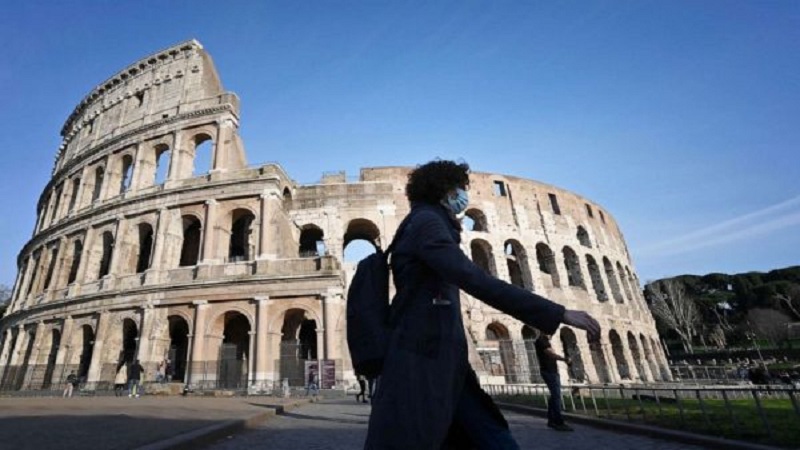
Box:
0;40;669;393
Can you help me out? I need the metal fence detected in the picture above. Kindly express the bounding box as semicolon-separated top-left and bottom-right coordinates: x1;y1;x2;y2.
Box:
486;383;800;446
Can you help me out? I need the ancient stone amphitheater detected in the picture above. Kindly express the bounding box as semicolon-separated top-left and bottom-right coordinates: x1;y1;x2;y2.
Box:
0;40;668;393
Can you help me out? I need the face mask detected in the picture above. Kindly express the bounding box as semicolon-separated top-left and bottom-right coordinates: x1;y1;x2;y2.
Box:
443;188;469;215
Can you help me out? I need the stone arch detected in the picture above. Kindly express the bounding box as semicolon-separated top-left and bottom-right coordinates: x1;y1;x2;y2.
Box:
640;334;660;381
119;154;134;194
504;239;532;290
154;143;171;185
535;243;560;288
650;336;670;380
609;330;630;380
43;245;59;291
521;325;544;383
91;165;105;202
207;311;252;389
135;222;154;273
483;322;518;381
617;262;633;302
588;336;611;383
77;324;95;380
627;331;647;381
562;246;584;288
179;214;202;266
42;328;61;389
299;224;326;257
586;255;608;302
67;238;83;284
15;328;37;390
343;218;380;263
68;176;81;212
577;226;591;248
470;239;496;276
190;132;214;176
97;231;114;279
277;308;319;386
603;257;624;303
168;315;190;382
282;187;293;207
464;208;489;232
228;208;256;262
560;327;586;383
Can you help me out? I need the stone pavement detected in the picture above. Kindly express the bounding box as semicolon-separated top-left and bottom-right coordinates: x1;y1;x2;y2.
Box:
0;395;307;450
208;398;706;450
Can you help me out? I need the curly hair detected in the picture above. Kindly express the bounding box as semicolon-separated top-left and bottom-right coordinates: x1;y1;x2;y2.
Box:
406;160;470;204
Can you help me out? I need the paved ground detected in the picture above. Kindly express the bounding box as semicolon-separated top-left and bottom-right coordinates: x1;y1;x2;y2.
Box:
0;395;306;450
208;398;707;450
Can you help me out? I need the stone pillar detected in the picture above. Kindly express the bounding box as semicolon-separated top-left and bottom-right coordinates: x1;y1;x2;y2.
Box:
145;208;169;285
130;143;147;192
257;193;269;259
189;301;209;385
96;157;112;203
75;228;96;284
106;217;126;278
602;343;618;383
0;328;14;381
200;200;218;264
254;297;269;387
49;238;68;292
86;312;111;388
620;333;641;382
11;258;34;313
7;325;26;368
74;166;90;212
135;306;155;365
54;316;74;381
212;120;231;171
248;331;256;386
167;130;184;182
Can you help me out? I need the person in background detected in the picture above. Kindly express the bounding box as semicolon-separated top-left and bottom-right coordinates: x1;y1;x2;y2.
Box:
535;333;573;431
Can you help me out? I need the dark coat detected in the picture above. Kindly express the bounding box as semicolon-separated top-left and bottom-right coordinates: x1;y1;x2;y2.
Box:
364;203;566;449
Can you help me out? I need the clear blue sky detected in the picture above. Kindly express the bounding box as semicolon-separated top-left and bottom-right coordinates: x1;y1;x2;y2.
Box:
1;0;798;287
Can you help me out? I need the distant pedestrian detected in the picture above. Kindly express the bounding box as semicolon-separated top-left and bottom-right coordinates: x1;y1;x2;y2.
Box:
305;370;319;398
355;374;368;403
114;363;128;396
128;359;144;398
63;371;79;398
535;333;573;431
165;359;174;382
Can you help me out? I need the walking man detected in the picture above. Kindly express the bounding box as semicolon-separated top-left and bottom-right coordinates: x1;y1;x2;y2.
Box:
127;359;144;398
63;371;79;398
535;333;573;431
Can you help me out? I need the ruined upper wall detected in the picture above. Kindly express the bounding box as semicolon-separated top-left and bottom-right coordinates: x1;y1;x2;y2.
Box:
54;40;233;170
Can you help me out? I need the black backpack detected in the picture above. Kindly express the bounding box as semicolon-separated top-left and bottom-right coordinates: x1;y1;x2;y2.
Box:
346;213;414;378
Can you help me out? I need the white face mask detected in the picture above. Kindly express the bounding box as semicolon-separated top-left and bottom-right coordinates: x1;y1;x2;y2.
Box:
443;188;469;215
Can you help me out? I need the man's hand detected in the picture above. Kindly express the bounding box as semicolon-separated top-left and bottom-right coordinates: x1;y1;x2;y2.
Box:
563;309;601;342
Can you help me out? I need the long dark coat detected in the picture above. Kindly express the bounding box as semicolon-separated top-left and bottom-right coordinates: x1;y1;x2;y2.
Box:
364;203;566;449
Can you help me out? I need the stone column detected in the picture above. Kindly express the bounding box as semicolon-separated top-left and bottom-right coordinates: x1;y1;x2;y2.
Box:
75;228;96;285
145;208;169;285
620;332;641;382
212;119;232;172
74;166;91;212
135;306;155;365
254;297;269;388
49;238;68;293
7;325;26;368
97;157;112;203
106;217;126;278
0;329;13;382
189;301;209;386
130;143;146;192
200;200;218;264
248;331;256;386
11;258;35;313
257;193;269;259
54;316;74;382
167;130;184;183
86;312;111;388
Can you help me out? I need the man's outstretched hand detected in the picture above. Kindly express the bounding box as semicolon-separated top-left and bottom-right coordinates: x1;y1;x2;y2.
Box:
563;310;601;342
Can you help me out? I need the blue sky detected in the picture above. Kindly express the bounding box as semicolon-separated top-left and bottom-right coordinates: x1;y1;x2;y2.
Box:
1;1;798;287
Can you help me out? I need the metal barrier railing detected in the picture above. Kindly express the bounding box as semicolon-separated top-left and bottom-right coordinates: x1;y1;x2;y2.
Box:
485;383;800;446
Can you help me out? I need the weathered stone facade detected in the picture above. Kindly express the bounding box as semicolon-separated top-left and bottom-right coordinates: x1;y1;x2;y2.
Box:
0;40;668;392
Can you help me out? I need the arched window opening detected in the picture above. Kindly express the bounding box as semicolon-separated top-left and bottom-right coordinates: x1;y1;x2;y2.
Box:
78;325;95;380
14;330;36;389
192;135;213;176
626;267;640;302
299;225;325;257
603;257;624;303
562;246;584;288
577;226;591;248
98;231;114;278
560;328;586;383
91;167;105;202
535;243;560;288
119;155;134;193
136;223;154;273
179;215;202;266
651;337;670;380
42;329;61;389
464;209;488;232
470;239;496;276
68;177;81;212
482;323;518;381
168;316;190;382
627;331;647;381
504;240;532;290
586;255;607;302
282;187;293;208
25;252;41;297
228;209;255;262
218;312;251;389
154;146;171;185
640;335;661;381
521;325;544;383
588;337;611;383
343;219;380;264
68;240;82;284
120;319;139;365
280;309;316;386
617;262;633;302
43;247;59;290
609;330;630;380
50;184;64;224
